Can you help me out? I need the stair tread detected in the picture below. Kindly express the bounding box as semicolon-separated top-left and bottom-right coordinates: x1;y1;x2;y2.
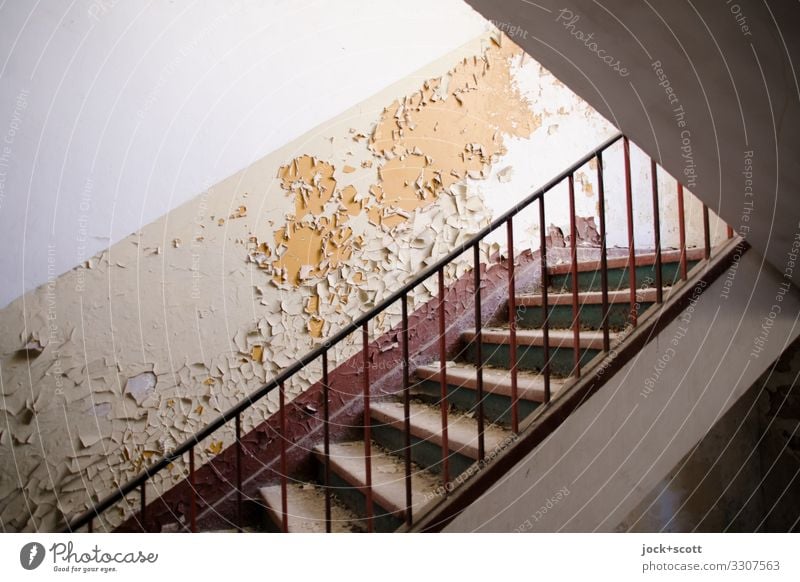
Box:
516;287;664;307
259;482;364;533
547;247;704;275
312;441;441;518
371;400;512;460
463;327;617;349
414;362;564;402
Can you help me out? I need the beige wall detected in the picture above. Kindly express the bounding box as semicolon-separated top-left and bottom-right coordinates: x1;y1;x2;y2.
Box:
0;33;619;532
0;25;727;532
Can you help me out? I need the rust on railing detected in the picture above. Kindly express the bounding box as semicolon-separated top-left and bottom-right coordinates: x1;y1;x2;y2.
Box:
473;243;485;460
507;218;520;432
189;447;196;533
64;132;733;535
597;151;610;353
322;355;331;533
362;323;374;532
651;160;663;304
235;414;242;531
678;183;688;281
567;173;580;378
234;414;244;531
401;294;412;526
438;268;450;487
623;136;637;327
538;196;551;403
279;383;288;533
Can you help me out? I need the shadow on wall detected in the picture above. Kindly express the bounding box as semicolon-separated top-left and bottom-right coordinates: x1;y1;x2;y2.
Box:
618;335;800;532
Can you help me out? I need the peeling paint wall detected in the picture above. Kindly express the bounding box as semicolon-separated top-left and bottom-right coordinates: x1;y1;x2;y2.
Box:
0;0;491;309
0;31;716;532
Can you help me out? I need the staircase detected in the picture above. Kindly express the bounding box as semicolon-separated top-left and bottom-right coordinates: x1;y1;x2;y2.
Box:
63;134;736;535
256;247;705;532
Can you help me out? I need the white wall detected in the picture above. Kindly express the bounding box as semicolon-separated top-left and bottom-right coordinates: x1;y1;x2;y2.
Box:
0;0;488;308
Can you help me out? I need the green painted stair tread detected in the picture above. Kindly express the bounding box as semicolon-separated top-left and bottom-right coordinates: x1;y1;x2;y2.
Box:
462;327;618;350
311;441;440;520
370;400;511;460
546;249;704;293
546;247;705;275
513;287;665;330
414;362;565;403
515;287;664;306
259;482;364;533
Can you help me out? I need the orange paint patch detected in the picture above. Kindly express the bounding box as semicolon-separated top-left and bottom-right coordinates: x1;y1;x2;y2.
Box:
368;39;536;217
307;316;324;338
261;36;539;337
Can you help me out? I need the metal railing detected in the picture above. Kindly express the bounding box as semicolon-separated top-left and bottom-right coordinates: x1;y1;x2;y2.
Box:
64;133;729;533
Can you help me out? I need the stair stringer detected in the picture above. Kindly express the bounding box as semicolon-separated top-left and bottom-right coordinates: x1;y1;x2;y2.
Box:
117;249;543;532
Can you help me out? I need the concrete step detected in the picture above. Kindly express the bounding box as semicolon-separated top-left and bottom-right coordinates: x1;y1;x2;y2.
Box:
312;441;440;530
515;287;663;330
461;327;617;375
412;362;565;425
258;482;364;533
369;400;512;479
415;362;562;402
371;400;511;461
547;248;704;293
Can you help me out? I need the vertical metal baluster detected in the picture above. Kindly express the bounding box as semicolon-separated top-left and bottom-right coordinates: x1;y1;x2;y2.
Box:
597;152;610;352
568;173;581;378
623;136;637;327
235;414;242;531
189;447;197;532
279;383;288;533
473;243;485;461
140;482;146;533
438;269;450;487
702;204;711;259
506;219;519;432
322;353;332;533
538;196;551;403
401;294;412;526
677;183;688;281
651;160;663;304
362;323;374;532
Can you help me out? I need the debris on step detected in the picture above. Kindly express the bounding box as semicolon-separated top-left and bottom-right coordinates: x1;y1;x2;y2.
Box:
259;482;364;533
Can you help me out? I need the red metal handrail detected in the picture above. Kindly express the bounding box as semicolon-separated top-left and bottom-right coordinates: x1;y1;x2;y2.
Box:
63;131;726;533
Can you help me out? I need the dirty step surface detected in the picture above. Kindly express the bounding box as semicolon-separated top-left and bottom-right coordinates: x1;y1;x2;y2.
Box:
516;287;663;307
371;400;511;460
463;327;616;350
414;362;564;403
259;482;363;533
313;441;441;520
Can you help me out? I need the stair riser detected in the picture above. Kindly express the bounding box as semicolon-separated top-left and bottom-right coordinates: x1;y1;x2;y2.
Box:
371;424;475;479
516;301;653;331
314;468;402;533
413;379;539;426
465;342;600;376
548;260;698;293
